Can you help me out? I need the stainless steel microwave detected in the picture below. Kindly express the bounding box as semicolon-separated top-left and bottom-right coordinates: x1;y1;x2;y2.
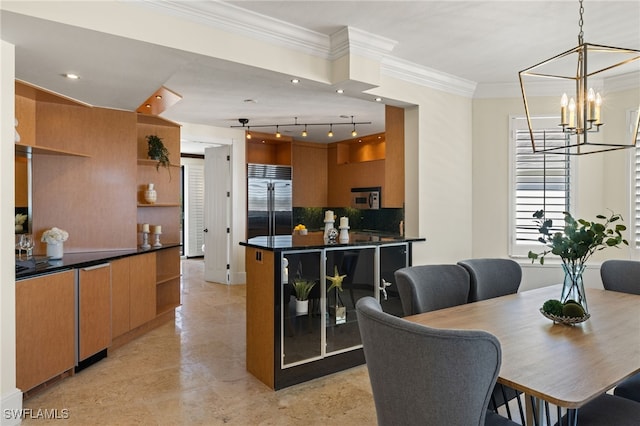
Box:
351;187;381;210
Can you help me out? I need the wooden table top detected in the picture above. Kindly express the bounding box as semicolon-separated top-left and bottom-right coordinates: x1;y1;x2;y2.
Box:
405;285;640;408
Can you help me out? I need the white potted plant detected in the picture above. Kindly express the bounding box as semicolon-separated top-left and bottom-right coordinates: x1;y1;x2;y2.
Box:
291;279;315;316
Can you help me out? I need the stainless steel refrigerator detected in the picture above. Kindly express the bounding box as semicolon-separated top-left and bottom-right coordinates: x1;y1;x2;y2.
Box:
247;163;293;238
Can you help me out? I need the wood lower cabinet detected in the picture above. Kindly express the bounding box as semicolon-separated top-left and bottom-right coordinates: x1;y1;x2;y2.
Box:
16;270;75;392
78;264;112;361
155;246;181;315
111;253;157;339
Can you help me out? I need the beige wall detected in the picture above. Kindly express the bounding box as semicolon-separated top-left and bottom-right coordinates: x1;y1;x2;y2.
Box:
471;88;638;290
1;39;21;425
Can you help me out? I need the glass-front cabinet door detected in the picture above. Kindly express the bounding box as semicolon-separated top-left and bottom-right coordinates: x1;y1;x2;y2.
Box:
279;243;408;369
325;247;375;354
379;243;409;317
281;250;323;367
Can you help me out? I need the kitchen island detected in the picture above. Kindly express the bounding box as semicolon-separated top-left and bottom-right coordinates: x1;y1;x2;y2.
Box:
240;232;425;389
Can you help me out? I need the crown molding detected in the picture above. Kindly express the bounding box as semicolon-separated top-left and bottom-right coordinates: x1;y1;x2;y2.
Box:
136;0;481;98
381;56;477;98
138;0;330;56
329;27;398;62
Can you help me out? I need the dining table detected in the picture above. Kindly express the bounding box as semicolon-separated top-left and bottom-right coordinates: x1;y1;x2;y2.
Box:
405;284;640;425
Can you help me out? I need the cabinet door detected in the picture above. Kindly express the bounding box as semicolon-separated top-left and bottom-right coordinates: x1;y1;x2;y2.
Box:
78;264;111;361
16;270;75;391
129;252;156;329
379;244;408;317
111;258;130;339
325;248;375;354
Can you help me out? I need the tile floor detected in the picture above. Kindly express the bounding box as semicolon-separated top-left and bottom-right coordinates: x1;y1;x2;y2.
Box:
21;259;378;425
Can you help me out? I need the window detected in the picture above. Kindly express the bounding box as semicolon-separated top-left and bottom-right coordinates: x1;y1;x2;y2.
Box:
509;117;573;256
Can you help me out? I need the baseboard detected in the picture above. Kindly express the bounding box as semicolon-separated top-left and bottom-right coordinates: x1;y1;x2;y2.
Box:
1;387;23;426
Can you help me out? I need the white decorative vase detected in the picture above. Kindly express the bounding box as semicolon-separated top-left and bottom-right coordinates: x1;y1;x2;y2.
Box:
295;299;309;316
144;183;157;204
46;242;64;260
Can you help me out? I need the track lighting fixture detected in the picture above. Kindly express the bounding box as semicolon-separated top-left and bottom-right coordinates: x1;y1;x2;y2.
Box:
232;116;371;139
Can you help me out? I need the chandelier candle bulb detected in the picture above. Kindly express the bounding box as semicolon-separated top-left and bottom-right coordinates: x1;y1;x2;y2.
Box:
594;93;602;124
587;88;596;121
568;98;576;128
560;93;568;125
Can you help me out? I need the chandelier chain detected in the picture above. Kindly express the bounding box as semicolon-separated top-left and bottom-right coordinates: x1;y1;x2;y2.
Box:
578;0;584;44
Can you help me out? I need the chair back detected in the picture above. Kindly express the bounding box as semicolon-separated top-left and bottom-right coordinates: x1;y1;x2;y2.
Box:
356;297;501;426
601;260;640;295
394;264;470;316
457;258;521;302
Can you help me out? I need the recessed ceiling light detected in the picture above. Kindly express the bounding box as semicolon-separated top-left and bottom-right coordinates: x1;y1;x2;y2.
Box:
155;95;162;100
64;73;80;80
374;97;383;102
336;89;344;94
290;78;300;84
244;99;257;103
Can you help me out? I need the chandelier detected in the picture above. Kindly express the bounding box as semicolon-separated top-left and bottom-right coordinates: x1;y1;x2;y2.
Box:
519;0;640;155
231;116;371;139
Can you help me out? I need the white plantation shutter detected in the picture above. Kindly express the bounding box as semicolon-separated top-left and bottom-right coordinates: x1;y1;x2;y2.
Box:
511;117;572;254
184;161;205;257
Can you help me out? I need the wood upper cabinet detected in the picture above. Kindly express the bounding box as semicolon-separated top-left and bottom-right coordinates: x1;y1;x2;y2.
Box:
291;141;328;207
78;264;112;361
16;270;75;392
246;132;292;165
383;105;404;208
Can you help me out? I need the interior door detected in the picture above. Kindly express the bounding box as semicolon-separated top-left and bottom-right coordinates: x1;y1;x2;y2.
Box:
204;145;231;284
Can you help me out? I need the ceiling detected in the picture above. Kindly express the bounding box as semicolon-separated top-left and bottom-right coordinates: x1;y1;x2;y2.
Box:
2;1;639;153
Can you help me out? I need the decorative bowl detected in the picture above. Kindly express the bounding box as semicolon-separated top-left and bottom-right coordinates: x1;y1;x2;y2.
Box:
539;308;590;326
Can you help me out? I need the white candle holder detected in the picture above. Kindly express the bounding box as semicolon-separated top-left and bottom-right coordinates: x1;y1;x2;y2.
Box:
140;232;151;250
152;232;162;248
339;226;350;243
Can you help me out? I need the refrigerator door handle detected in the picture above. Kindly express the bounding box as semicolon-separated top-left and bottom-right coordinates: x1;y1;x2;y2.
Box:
267;182;275;236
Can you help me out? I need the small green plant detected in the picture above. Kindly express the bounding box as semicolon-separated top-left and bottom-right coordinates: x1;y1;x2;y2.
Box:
146;134;171;180
528;210;628;266
541;299;564;316
291;279;315;301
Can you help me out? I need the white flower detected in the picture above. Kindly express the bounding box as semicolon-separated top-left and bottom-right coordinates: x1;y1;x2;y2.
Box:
15;213;27;226
41;227;69;244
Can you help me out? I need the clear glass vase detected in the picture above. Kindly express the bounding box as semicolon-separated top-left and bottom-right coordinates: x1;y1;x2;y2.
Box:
561;262;588;313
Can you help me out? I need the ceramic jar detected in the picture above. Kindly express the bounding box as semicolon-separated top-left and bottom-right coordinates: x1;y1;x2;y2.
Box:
144;183;157;204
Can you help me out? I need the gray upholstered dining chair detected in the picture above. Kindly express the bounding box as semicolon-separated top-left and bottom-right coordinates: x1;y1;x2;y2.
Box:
394;264;470;316
601;259;640;403
555;393;640;426
457;258;524;423
355;297;519;426
457;258;522;302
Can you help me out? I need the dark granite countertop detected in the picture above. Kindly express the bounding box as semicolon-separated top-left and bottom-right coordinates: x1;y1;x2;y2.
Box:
15;244;181;280
240;231;425;251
